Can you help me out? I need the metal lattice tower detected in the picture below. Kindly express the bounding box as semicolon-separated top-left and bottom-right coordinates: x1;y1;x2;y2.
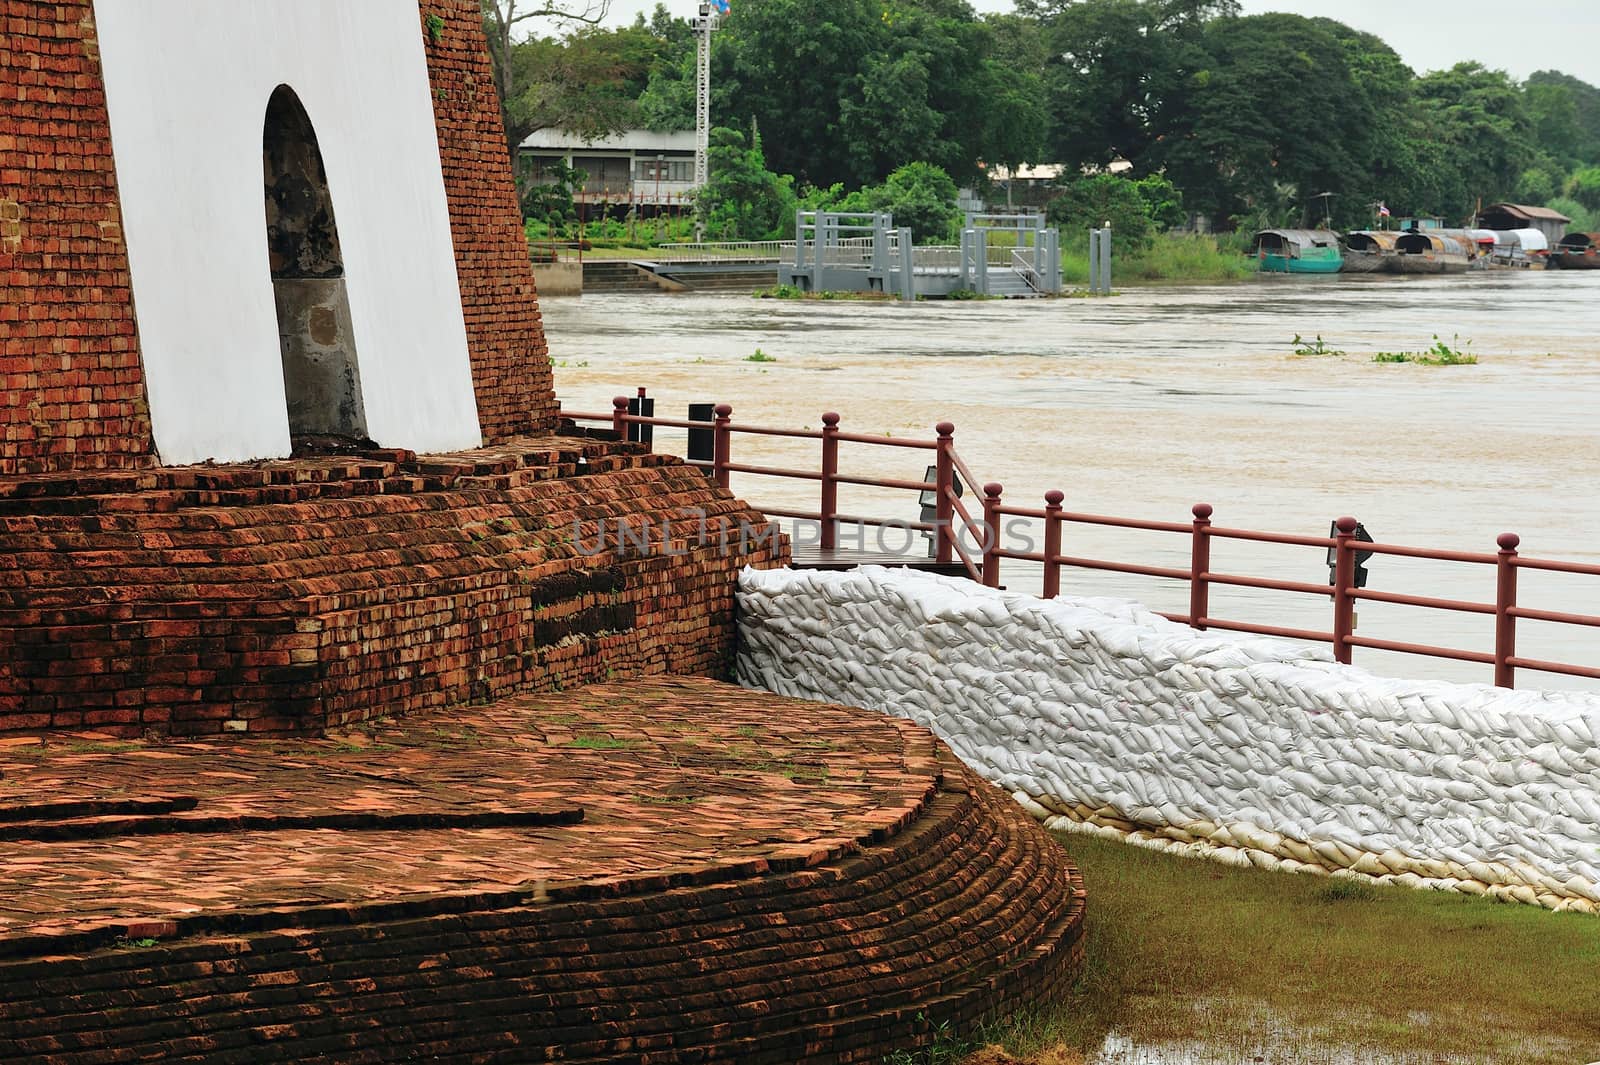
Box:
692;6;718;191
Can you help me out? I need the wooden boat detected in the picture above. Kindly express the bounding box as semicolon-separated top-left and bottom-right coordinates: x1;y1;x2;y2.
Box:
1488;227;1549;268
1552;232;1600;270
1251;229;1343;274
1341;231;1398;274
1391;231;1470;274
1435;229;1492;266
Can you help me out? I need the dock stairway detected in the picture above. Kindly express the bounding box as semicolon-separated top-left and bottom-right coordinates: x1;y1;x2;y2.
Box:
581;260;685;294
983;268;1043;299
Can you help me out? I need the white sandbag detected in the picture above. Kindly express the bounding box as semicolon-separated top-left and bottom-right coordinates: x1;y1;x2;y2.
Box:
736;565;1600;911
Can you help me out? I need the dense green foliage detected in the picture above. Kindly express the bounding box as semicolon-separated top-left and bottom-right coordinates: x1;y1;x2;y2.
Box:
487;0;1600;237
1047;173;1184;250
695;126;797;240
835;162;966;243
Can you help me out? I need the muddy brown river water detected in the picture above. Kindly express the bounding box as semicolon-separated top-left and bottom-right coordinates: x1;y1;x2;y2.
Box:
544;271;1600;690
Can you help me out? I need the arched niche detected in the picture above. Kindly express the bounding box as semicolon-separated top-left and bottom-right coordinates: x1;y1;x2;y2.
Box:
263;84;369;443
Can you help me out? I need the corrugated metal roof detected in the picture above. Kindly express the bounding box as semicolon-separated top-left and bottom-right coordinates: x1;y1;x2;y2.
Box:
1493;228;1550;252
1345;230;1399;251
1253;229;1340;247
519;129;697;152
1484;203;1573;223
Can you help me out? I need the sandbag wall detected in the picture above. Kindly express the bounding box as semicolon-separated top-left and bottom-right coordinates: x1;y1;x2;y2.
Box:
736;566;1600;912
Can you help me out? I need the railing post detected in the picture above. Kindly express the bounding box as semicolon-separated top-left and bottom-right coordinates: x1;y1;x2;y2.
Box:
1495;532;1520;689
982;483;1004;588
1043;491;1064;599
1190;503;1213;630
820;413;840;550
935;422;955;565
713;403;732;491
1332;515;1358;665
611;395;629;440
635;386;653;451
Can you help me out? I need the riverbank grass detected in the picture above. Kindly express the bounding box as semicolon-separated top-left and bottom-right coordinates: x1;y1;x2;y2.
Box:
1062;234;1256;286
957;832;1600;1064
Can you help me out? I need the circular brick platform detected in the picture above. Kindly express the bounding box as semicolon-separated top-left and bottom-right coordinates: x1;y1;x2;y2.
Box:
0;677;1085;1063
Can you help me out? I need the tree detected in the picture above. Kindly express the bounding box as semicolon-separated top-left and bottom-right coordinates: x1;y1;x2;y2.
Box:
1046;172;1179;249
495;28;657;152
522;160;587;231
1412;63;1535;215
709;0;1027;188
1524;81;1584;168
1157;14;1371;224
978;61;1047;203
1513;165;1561;205
1025;0;1235;175
633;6;698;132
840;162;964;243
695;126;797;241
1568;167;1600;211
481;0;614;155
713;0;885;187
1527;70;1600;166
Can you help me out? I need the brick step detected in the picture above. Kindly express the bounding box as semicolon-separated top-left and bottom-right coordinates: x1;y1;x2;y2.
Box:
0;749;1083;1064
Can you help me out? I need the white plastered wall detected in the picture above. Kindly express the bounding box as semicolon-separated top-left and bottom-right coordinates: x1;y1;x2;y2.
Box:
94;0;483;465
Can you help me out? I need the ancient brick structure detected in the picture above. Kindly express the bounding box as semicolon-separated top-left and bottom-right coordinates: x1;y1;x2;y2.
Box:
0;439;783;736
1;0;727;737
0;1;155;475
0;0;555;475
0;680;1087;1063
422;0;556;439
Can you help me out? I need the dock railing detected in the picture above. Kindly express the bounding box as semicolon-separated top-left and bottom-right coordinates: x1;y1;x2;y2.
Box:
529;240;585;265
561;396;1600;689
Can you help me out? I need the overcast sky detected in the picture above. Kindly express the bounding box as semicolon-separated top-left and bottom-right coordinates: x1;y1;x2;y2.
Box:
596;1;1600;85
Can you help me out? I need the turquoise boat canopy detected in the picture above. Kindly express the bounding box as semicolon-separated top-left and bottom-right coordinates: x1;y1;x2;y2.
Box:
1250;229;1342;256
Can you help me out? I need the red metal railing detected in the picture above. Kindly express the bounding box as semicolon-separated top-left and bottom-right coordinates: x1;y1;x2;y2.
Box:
561;396;1600;689
565;397;965;568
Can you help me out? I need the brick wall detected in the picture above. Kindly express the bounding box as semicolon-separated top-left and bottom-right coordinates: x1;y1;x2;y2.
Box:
419;2;557;441
0;441;787;737
0;1;155;475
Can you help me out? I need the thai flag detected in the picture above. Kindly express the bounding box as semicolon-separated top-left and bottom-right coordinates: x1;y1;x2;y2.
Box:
1378;202;1391;218
712;0;729;12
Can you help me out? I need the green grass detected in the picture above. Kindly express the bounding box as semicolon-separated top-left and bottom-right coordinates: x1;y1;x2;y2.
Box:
745;348;778;363
1062;234;1257;288
566;735;638;750
973;832;1600;1064
754;285;894;301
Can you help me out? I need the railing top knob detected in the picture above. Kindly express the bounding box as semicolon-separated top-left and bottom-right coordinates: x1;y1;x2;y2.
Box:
1498;532;1521;551
1045;490;1065;506
936;421;955;437
612;396;630;410
984;482;1004;498
822;412;841;427
1336;516;1359;535
1193;503;1214;520
714;403;733;418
